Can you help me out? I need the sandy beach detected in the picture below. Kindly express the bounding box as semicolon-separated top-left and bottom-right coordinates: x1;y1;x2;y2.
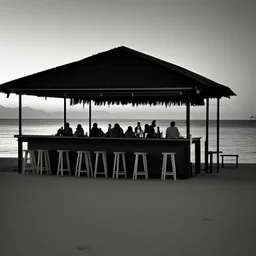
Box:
0;157;18;172
1;164;256;256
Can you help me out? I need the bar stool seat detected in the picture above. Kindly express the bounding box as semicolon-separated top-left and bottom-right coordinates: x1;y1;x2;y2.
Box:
112;152;127;178
133;152;148;180
75;151;93;177
37;149;51;175
161;152;177;180
22;149;37;174
57;150;71;176
94;151;108;178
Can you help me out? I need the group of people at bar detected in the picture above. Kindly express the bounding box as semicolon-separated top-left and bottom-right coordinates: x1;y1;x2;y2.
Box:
55;123;86;137
55;120;183;139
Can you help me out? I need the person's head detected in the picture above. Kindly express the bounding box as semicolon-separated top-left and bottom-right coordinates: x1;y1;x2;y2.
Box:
114;123;120;129
127;126;133;132
171;121;175;127
93;123;98;128
108;124;111;128
152;120;156;127
77;124;82;129
137;122;141;126
65;122;70;128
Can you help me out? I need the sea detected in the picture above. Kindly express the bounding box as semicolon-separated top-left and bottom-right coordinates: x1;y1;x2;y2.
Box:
0;119;255;163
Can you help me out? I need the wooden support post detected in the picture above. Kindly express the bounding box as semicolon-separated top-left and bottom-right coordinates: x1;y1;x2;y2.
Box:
205;98;209;173
186;94;191;176
64;96;67;127
186;95;190;139
89;100;92;136
217;98;220;173
18;94;22;174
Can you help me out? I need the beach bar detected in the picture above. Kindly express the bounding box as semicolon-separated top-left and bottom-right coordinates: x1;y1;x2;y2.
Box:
13;135;201;179
0;46;236;178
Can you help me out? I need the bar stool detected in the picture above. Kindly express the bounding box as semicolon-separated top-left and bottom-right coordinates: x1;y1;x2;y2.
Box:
37;149;51;175
22;149;37;174
75;151;93;177
57;150;71;176
94;151;108;178
161;152;177;180
112;152;127;178
133;152;148;180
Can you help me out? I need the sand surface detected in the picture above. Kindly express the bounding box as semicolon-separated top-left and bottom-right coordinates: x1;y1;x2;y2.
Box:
0;157;18;172
1;165;256;256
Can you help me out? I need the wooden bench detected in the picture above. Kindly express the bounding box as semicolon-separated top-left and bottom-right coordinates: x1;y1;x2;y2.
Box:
220;154;239;168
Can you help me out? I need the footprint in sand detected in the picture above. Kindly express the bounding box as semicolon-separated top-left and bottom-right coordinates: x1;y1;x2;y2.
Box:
76;245;90;250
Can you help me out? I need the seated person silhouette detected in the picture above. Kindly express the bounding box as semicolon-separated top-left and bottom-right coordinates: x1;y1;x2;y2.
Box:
104;123;112;137
74;124;84;137
166;121;183;138
63;122;73;136
107;123;124;137
146;120;156;138
134;122;143;137
125;126;136;138
55;126;64;136
143;124;149;138
90;123;104;137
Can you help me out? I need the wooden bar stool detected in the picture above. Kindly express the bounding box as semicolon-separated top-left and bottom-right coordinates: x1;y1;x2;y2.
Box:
161;152;177;180
57;150;71;176
94;151;108;178
112;152;127;178
75;151;93;177
22;149;37;174
37;149;51;175
133;152;148;180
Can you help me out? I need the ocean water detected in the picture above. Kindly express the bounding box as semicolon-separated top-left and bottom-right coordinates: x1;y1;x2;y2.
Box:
0;119;255;163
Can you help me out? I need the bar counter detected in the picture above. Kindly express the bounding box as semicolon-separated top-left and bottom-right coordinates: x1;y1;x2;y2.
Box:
15;135;201;179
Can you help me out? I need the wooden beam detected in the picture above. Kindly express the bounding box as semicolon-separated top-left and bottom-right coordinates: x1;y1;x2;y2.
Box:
205;98;209;172
18;94;22;174
10;87;194;92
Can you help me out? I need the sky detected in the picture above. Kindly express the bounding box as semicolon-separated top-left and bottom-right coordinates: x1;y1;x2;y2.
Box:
0;0;255;119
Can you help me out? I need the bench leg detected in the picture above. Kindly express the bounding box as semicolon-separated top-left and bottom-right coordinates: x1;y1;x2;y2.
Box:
221;156;224;168
209;153;213;173
236;156;238;168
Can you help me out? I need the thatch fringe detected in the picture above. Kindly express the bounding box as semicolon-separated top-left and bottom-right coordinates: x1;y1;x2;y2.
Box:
70;96;205;107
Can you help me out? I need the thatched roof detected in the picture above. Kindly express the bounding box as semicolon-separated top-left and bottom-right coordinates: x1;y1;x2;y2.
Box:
0;46;236;106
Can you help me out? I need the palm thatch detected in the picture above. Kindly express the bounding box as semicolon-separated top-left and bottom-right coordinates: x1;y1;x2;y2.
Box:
0;46;236;106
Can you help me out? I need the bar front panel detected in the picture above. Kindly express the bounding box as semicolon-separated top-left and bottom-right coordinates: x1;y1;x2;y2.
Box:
17;136;200;179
